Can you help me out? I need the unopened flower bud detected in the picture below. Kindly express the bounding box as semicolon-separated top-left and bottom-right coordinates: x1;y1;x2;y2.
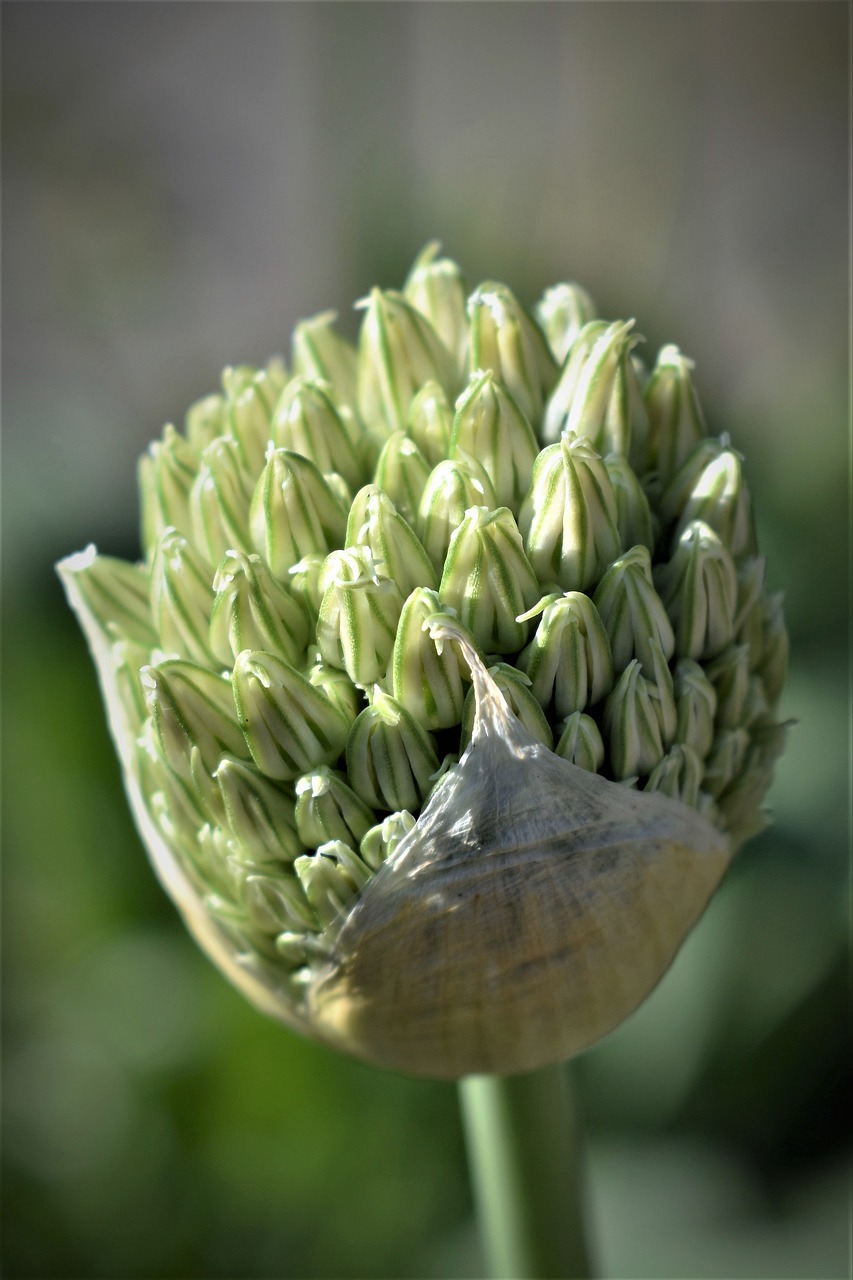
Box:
232;649;351;781
408;382;454;467
658;436;728;526
150;528;216;664
543;320;648;466
272;378;365;493
346;690;439;812
593;545;675;675
519;433;621;593
64;546;157;648
674;446;756;561
703;728;750;799
517;591;613;718
535;282;597;365
216;756;302;863
295;841;372;928
143;660;246;781
603;649;675;780
316;546;405;686
209;550;309;666
604;452;655;553
672;658;717;759
404;242;468;376
460;663;553;751
357;289;455;439
190;436;253;566
345;485;437;597
654;520;737;660
241;867;317;935
440;506;539;655
643;345;706;486
554;712;605;773
467;282;557;425
287;555;326;619
295;766;375;850
418;453;498;573
249;449;348;579
359;810;416;871
222;364;281;476
645;742;704;808
451;370;539;514
184;392;227;453
704;643;750;731
292;311;358;409
373;431;432;528
139;424;200;551
390;589;470;730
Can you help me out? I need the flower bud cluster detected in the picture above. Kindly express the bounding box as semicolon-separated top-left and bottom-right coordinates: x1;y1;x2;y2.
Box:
62;246;788;1010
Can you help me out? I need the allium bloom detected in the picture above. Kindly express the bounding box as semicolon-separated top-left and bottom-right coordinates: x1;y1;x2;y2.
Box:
59;244;788;1079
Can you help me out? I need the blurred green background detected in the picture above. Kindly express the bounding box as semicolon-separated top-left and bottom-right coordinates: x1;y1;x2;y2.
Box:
2;3;848;1277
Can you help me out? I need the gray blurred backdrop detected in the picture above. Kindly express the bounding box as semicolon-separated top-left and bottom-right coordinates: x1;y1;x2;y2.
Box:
3;4;849;1278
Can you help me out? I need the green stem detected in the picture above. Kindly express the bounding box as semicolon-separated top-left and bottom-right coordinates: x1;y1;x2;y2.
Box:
458;1063;594;1280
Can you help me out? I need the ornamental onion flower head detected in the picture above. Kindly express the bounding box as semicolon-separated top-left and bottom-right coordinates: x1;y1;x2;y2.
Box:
59;247;788;1080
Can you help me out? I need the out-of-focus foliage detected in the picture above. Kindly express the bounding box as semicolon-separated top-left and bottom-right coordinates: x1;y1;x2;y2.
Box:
2;3;848;1278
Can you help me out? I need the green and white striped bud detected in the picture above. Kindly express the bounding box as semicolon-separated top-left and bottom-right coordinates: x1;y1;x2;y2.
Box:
519;433;621;593
450;370;539;514
467;282;558;425
216;756;303;864
654;520;737;661
292;312;358;410
390;589;470;731
185;392;227;453
672;658;717;759
139;424;200;551
604;452;655;553
316;546;405;687
408;382;454;467
190;436;253;566
68;547;157;647
543;319;648;465
643;345;706;486
535;282;597;366
294;767;375;850
222;364;282;476
346;690;439;813
645;742;704;808
150;528;216;664
357;289;455;439
404;242;468;376
209;550;310;666
373;431;432;528
554;711;605;773
517;592;613;718
674;445;756;561
460;663;553;751
593;544;675;676
439;506;539;655
295;841;372;929
417;453;498;573
345;485;437;598
232;649;351;781
143;659;247;780
603;656;672;780
272;377;365;493
359;810;416;871
703;728;750;799
61;247;788;1080
249;449;348;579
